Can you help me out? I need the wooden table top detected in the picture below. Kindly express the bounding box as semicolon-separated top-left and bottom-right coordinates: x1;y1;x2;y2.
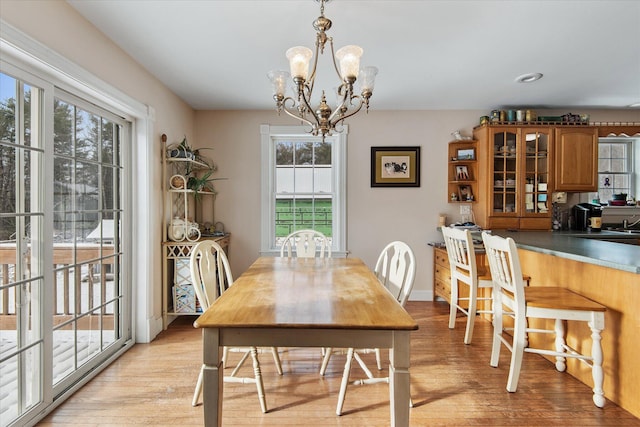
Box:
194;257;418;331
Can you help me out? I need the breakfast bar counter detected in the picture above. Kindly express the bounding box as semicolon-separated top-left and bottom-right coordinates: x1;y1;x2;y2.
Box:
487;230;640;418
492;230;640;274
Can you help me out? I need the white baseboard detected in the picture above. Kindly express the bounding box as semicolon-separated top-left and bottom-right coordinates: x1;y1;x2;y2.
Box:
136;316;164;343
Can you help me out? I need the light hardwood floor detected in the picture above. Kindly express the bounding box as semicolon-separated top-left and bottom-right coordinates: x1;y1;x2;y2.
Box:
39;301;640;426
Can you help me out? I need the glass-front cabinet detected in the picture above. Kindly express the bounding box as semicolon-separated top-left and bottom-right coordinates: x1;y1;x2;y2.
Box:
475;125;552;230
491;129;518;216
522;129;551;216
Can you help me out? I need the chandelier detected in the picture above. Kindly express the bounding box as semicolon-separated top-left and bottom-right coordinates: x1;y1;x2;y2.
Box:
268;0;378;141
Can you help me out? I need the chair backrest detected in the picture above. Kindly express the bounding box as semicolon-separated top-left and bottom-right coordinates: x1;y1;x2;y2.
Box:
441;226;478;288
280;229;331;258
480;232;526;311
190;240;233;311
374;241;416;306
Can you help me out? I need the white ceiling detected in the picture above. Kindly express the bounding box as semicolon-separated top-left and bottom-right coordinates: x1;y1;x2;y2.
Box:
66;0;640;112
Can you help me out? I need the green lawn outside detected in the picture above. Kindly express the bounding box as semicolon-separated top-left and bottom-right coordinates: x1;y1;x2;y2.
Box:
275;199;332;237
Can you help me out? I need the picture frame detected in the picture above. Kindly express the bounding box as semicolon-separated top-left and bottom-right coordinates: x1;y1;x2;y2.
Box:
456;148;475;160
458;184;474;201
371;146;421;187
455;165;470;181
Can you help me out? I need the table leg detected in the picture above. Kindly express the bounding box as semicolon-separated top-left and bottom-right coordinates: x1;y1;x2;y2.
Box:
202;328;223;427
389;331;410;427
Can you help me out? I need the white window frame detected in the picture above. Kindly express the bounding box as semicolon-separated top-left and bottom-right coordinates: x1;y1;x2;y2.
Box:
260;125;347;257
597;137;636;201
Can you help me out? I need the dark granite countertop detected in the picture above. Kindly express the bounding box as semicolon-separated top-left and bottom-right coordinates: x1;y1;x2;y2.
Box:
491;230;640;274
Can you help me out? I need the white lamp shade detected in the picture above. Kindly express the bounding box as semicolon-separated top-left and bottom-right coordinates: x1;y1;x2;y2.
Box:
335;45;363;79
359;66;379;92
286;46;313;79
268;70;290;96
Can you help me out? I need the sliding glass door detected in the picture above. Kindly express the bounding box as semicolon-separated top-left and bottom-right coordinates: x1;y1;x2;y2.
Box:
0;67;131;427
0;68;47;427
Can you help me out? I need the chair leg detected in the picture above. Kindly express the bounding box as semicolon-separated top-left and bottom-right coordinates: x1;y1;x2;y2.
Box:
490;293;503;368
320;347;333;376
506;314;526;392
271;347;283;375
448;278;458;329
249;347;268;413
375;348;382;371
589;319;606;408
192;365;204;407
554;318;567;372
336;348;355;416
353;351;375;381
222;346;229;369
463;289;477;345
230;350;251;377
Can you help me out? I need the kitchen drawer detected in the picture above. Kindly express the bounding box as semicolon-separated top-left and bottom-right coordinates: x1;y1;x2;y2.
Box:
434;263;451;283
434;279;451;303
434;247;449;267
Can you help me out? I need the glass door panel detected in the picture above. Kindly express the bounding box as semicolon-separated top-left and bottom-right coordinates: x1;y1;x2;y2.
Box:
492;130;517;214
523;130;550;214
52;96;125;389
0;72;46;426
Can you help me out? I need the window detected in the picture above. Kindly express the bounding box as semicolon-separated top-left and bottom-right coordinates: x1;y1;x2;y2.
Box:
598;139;634;202
260;125;347;256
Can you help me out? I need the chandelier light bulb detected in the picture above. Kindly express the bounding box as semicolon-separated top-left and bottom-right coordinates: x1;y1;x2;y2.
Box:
359;66;379;92
335;45;363;80
268;70;290;97
286;46;313;80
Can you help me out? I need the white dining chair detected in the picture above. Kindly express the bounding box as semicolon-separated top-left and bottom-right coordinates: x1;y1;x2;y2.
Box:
481;232;607;407
323;241;416;416
441;226;494;344
280;229;331;258
189;240;283;410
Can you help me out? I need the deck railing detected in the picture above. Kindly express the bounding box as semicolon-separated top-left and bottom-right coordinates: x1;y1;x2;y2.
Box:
0;243;116;330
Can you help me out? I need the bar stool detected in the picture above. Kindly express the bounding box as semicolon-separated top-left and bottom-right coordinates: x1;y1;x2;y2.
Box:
441;227;493;344
481;232;607;407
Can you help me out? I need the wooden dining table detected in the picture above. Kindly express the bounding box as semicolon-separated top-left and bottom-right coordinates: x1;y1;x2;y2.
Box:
194;256;419;426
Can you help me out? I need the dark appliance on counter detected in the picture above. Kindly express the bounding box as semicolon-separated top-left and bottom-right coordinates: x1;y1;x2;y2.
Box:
572;203;602;231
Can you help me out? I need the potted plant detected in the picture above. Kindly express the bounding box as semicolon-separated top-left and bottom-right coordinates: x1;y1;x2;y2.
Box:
187;170;226;200
167;136;194;159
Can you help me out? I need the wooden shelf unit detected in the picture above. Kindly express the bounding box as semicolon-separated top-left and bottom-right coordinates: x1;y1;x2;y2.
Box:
447;140;478;203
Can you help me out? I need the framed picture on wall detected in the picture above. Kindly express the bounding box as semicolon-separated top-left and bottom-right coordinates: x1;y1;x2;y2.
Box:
371;146;421;187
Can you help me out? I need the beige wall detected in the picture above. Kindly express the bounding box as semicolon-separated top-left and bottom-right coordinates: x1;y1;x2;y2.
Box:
194;110;491;299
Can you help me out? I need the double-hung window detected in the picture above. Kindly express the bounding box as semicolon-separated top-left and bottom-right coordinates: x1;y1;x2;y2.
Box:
260;125;347;256
598;138;635;202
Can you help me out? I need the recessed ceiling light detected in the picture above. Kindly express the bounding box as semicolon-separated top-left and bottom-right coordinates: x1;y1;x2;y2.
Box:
515;73;543;83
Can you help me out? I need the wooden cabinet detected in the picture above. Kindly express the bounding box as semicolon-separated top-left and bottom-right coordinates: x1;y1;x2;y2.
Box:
447;140;478;204
473;125;552;230
554;127;598;191
433;247;452;303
